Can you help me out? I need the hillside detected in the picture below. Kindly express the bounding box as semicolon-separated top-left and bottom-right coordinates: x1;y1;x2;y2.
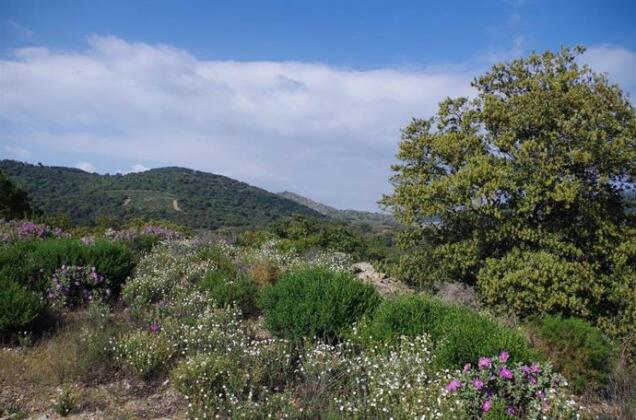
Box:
278;191;398;231
0;160;322;229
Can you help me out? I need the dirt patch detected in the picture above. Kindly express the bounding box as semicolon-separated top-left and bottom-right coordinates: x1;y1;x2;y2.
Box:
172;199;182;212
352;262;413;296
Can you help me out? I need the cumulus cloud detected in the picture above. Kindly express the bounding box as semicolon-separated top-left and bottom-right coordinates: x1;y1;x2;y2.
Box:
0;36;633;210
583;45;636;93
76;161;97;173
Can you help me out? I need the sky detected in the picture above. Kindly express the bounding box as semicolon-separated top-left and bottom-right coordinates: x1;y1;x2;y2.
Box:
1;1;635;211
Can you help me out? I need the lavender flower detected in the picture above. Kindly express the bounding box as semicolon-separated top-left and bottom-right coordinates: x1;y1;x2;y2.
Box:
446;379;462;392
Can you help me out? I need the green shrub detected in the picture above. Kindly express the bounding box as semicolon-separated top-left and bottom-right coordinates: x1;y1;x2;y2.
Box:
0;278;47;336
356;295;535;369
196;245;238;279
198;271;258;316
531;315;614;393
259;267;380;342
0;238;134;296
112;330;176;379
477;249;602;319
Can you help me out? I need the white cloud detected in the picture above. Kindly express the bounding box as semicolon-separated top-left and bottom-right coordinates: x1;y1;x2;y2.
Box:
0;36;633;210
3;145;31;159
0;36;477;209
583;45;636;92
130;164;149;173
76;161;96;173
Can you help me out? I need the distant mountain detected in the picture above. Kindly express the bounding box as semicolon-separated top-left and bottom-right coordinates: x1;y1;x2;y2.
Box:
0;160;322;229
277;191;397;231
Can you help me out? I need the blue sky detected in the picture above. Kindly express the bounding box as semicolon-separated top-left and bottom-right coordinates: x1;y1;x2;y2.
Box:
1;0;635;210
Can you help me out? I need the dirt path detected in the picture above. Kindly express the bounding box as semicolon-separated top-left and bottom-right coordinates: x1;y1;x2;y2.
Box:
352;262;413;296
122;198;131;207
172;199;182;212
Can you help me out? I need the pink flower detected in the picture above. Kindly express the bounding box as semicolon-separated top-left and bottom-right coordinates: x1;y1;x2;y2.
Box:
149;321;161;333
472;378;484;390
463;363;472;373
478;357;492;370
446;379;462;392
498;351;510;363
499;367;514;380
482;399;493;412
530;363;541;373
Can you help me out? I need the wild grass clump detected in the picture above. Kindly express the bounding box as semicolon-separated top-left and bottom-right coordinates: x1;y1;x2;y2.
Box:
355;295;535;369
259;266;380;342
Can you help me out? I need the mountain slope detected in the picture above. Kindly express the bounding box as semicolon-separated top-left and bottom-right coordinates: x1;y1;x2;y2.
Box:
278;191;397;231
0;160;322;229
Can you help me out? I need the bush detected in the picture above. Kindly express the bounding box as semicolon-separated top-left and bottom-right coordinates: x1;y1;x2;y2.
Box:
198;271;258;316
0;238;135;297
356;295;535;369
248;260;281;287
531;315;614;393
47;266;112;308
477;249;602;319
112;330;176;379
445;351;580;418
259;267;380;342
0;278;46;336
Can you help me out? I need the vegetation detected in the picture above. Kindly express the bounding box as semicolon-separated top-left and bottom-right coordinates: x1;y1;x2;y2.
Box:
0;170;33;220
0;161;322;229
260;266;381;342
382;47;636;348
355;295;535;369
2;47;634;418
531;315;614;393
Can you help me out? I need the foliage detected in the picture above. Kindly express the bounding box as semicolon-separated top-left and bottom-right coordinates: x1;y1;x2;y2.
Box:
54;387;76;417
382;47;636;325
0;238;134;296
198;271;258;316
355;295;535;369
477;249;603;319
0;278;46;336
445;352;580;418
0;170;33;220
0;160;321;229
46;265;111;309
0;219;67;244
112;330;177;378
259;266;381;342
531;315;614;393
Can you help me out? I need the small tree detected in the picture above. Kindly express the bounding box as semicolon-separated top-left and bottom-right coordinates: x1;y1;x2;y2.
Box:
0;170;33;220
382;47;636;321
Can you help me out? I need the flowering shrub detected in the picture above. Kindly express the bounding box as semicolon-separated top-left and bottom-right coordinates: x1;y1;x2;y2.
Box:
444;351;582;418
298;334;455;418
0;219;67;244
112;330;177;378
122;244;215;315
47;265;111;308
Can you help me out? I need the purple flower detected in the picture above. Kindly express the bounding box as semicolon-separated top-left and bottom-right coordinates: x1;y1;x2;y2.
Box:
528;376;537;385
482;399;492;412
499;351;510;363
150;321;161;333
520;365;531;376
478;357;492;370
499;368;514;380
463;363;472;373
507;405;517;416
536;391;545;400
530;363;541;374
472;378;484;390
446;379;462;392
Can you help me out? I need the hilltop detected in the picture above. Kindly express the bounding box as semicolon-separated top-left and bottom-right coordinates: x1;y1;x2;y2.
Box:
278;191;397;231
0;160;323;229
